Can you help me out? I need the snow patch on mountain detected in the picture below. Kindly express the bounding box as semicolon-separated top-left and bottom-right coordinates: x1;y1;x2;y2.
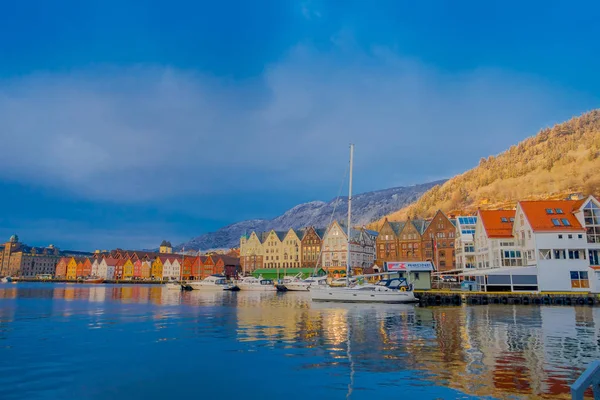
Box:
179;180;445;250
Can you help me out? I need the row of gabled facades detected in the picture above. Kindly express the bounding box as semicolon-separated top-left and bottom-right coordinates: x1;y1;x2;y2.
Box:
241;194;600;293
54;249;241;280
453;195;600;293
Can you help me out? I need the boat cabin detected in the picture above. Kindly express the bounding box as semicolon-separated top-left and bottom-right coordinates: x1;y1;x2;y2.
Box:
384;261;434;290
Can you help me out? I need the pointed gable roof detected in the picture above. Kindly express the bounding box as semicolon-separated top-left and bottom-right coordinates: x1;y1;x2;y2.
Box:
411;219;429;235
519;200;584;232
389;222;405;236
479;210;516;238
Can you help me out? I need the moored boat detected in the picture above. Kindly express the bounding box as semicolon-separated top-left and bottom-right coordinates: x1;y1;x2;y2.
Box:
187;275;237;291
83;277;104;284
237;275;277;292
165;281;183;290
284;275;329;292
310;277;418;304
0;276;12;283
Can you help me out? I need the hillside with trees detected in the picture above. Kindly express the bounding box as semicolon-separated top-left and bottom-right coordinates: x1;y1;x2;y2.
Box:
380;109;600;223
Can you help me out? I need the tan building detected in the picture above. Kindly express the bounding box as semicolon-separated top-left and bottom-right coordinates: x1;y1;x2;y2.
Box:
240;231;265;274
375;219;404;265
281;229;302;269
321;221;378;276
0;235;61;277
398;218;429;261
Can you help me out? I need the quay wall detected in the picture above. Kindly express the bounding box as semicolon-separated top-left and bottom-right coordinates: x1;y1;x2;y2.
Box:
416;290;600;307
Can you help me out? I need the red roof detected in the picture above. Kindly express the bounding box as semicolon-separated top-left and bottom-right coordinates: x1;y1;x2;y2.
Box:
479;210;516;238
519;200;584;232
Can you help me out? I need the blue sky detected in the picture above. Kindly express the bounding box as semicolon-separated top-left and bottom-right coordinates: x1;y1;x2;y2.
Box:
1;0;598;250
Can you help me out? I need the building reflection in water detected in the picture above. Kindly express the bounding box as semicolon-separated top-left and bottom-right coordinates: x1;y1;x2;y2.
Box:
2;284;600;399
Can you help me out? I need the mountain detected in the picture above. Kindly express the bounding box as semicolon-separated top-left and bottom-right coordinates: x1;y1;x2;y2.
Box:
178;181;445;251
377;109;600;224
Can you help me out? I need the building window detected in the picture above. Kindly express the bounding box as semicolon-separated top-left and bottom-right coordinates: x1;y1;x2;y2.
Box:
571;271;589;288
561;219;571;226
553;249;566;260
579;234;583;239
558;235;563;239
589;250;600;266
552;218;561;226
584;202;600;243
568;249;585;260
539;249;551;260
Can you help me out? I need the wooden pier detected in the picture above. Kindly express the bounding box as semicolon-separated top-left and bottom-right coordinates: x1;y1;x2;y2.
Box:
415;290;600;307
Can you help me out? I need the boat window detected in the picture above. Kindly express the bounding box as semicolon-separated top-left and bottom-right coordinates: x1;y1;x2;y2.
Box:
388;280;401;288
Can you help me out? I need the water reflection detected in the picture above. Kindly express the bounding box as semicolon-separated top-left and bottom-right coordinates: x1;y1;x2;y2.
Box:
1;283;599;399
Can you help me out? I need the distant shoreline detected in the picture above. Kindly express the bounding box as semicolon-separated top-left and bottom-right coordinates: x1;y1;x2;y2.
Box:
10;278;164;285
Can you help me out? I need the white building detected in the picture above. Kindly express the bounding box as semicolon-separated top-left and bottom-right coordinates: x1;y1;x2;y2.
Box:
514;199;591;292
162;257;182;280
91;259;100;277
454;216;477;271
321;221;377;275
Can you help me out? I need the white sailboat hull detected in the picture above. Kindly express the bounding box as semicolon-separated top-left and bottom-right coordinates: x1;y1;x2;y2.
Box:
310;287;418;304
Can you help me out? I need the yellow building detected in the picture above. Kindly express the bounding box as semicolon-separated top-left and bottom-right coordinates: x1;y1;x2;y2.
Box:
66;257;79;280
159;240;173;254
123;259;134;280
262;230;285;269
151;257;164;280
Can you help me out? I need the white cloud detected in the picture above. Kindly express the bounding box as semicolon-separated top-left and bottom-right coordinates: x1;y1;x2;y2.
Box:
0;45;594;202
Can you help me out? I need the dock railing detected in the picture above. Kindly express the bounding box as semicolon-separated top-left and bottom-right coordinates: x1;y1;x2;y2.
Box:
572;360;600;399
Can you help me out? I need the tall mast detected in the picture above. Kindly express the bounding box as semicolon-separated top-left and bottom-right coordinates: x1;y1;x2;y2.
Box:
346;143;354;286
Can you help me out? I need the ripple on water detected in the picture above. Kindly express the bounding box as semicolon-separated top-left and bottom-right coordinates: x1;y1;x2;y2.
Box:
1;284;599;399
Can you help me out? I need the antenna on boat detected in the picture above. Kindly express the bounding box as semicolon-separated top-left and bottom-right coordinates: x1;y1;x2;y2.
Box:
346;143;354;287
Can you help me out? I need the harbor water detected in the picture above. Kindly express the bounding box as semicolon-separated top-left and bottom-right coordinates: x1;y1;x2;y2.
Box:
1;283;598;399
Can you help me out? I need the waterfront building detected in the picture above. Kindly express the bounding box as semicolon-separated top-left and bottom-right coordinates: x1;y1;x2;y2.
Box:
141;260;151;279
320;221;377;276
114;259;125;280
398;218;428;261
300;226;325;270
182;256;194;280
281;229;302;269
133;260;143;279
123;259;134;280
454;215;477;271
202;255;215;278
55;257;69;278
66;257;79;280
376;219;403;265
105;259;116;280
515;200;589;292
0;235;61;277
262;230;286;270
91;258;100;277
191;256;204;279
421;210;456;272
574;195;600;284
473;210;519;270
82;258;92;277
239;231;265;274
151;257;164;280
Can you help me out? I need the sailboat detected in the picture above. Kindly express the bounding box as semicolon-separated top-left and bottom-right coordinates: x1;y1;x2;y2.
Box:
310;144;418;304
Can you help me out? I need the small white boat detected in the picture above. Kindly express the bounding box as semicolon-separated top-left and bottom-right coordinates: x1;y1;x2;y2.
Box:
237;275;277;292
83;277;104;284
187;275;237;291
284;275;329;292
310;277;418;304
165;281;182;290
1;277;12;283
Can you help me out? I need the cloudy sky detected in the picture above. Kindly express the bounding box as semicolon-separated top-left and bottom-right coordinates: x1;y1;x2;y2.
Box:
1;0;598;250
